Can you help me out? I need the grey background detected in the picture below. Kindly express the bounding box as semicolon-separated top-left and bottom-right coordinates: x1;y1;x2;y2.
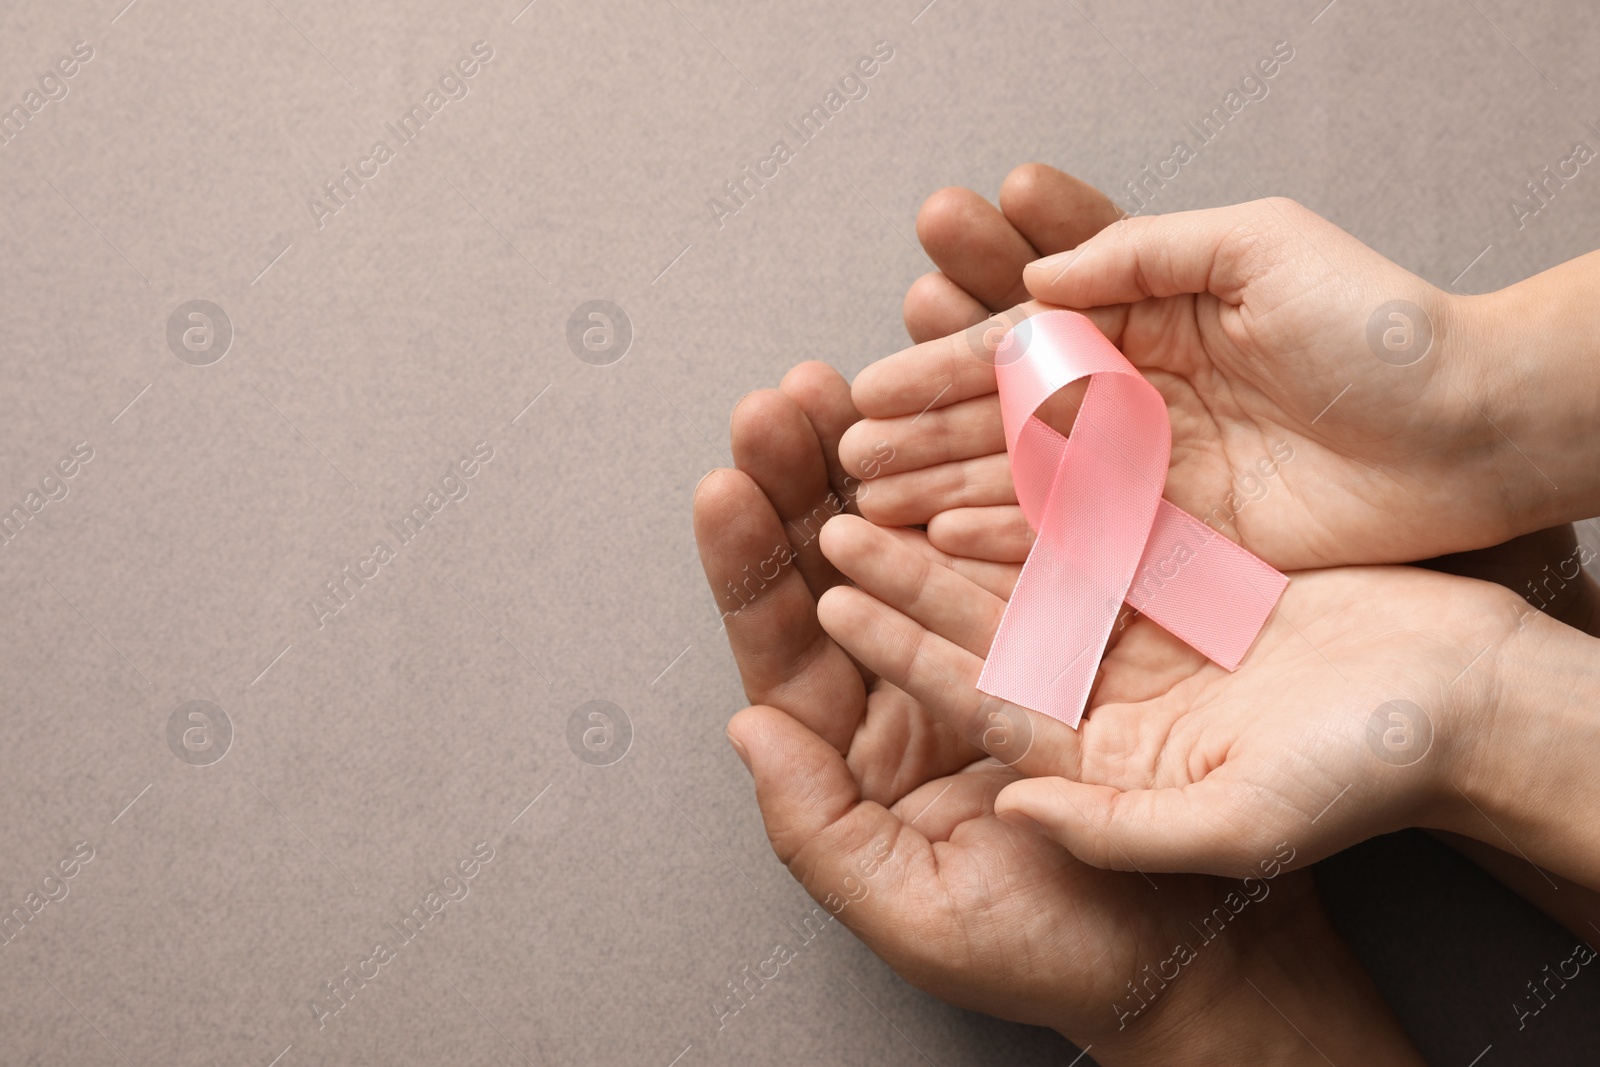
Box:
4;0;1600;1063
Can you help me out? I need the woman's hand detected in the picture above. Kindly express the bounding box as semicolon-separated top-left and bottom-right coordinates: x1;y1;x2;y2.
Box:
813;512;1600;892
847;195;1600;572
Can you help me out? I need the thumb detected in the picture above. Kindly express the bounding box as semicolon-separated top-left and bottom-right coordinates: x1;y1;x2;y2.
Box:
994;775;1289;879
727;706;914;940
1021;198;1299;310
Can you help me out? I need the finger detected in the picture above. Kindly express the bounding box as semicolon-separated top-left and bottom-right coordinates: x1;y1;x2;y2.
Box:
779;360;863;513
888;766;1014;843
881;525;1019;601
916;187;1037;310
820;514;1005;659
902;271;989;344
994;774;1291;880
730;388;849;600
822;524;1016;802
998;163;1125;255
816;584;1077;777
847;681;990;812
861;551;1131;668
854;453;1017;527
729;704;932;949
927;506;1036;564
1022;199;1292;309
852;302;1125;420
845;378;1088;489
903;170;1120;345
854;309;1015;420
694;469;863;751
838;394;1003;488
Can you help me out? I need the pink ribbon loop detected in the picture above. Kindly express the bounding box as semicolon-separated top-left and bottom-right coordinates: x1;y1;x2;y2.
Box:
976;311;1288;727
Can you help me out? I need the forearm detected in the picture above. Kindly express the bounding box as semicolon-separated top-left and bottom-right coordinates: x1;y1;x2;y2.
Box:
1464;252;1600;530
1088;885;1423;1066
1430;830;1600;944
1448;608;1600;890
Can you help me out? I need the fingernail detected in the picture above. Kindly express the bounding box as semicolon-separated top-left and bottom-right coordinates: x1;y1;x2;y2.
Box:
997;810;1046;836
1028;249;1077;272
727;731;752;774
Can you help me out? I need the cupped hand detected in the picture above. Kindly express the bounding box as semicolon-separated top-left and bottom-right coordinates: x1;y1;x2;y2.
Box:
847;194;1547;571
813;511;1531;881
878;169;1600;634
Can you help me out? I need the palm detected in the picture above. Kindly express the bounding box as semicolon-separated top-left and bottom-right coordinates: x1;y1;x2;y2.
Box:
852;194;1521;576
1115;288;1487;571
1089;567;1486;807
833;675;1242;1031
817;513;1526;876
1027;196;1519;572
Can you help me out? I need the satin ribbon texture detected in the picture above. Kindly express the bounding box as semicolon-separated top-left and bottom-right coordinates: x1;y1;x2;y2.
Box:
976;310;1288;728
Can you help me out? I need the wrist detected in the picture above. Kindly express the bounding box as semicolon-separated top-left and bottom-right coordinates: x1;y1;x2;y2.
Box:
1080;877;1423;1066
1446;605;1600;888
1461;264;1600;531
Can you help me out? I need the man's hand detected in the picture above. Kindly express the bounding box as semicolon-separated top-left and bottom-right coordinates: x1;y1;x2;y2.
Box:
693;364;1424;1064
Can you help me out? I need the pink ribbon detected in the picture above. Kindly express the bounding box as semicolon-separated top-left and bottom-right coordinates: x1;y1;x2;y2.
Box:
977;311;1288;727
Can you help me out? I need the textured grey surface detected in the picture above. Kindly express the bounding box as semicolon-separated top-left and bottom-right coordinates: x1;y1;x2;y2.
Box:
4;0;1600;1064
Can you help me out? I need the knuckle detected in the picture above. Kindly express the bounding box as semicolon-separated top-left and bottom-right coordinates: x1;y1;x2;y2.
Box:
900;546;938;618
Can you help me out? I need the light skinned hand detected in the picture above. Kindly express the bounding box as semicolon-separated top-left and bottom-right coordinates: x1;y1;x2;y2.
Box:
844;195;1600;571
814;511;1600;893
882;166;1600;942
887;167;1600;639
